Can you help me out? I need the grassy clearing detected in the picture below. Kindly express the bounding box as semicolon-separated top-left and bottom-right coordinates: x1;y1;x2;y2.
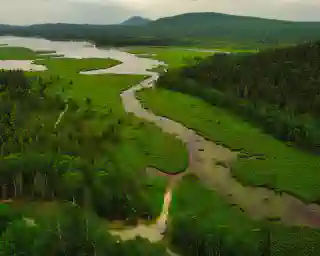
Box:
35;57;121;74
170;175;320;256
125;46;214;67
137;88;320;202
0;47;42;60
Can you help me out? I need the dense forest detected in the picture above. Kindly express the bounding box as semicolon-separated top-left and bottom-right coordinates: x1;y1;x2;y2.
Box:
2;12;320;47
0;70;164;221
157;41;320;152
0;203;168;255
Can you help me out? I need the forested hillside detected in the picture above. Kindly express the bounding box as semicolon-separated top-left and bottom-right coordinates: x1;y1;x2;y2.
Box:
157;41;320;152
1;12;320;47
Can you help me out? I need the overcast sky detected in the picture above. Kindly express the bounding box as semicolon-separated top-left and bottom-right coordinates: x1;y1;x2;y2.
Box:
1;0;320;25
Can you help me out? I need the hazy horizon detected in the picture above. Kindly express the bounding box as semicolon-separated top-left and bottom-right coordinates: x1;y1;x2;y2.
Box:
1;0;320;25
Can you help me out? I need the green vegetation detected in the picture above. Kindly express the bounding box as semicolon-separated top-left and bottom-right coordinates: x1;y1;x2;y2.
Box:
0;69;170;222
31;57;188;173
35;57;122;74
0;47;40;60
1;12;320;48
126;46;214;67
138;83;320;203
170;175;320;256
1;37;320;255
0;46;187;254
0;202;169;255
138;41;320;202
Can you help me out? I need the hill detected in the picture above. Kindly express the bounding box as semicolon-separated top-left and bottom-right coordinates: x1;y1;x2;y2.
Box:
157;41;320;152
147;12;320;43
1;12;320;46
120;16;151;26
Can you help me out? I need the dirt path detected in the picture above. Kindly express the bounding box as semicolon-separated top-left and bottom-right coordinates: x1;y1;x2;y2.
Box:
121;76;320;229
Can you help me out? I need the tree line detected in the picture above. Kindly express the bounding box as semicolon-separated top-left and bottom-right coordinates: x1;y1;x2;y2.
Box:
0;153;158;223
157;41;320;153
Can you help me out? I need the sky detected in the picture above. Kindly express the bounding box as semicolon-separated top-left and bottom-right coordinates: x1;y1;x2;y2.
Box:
1;0;320;25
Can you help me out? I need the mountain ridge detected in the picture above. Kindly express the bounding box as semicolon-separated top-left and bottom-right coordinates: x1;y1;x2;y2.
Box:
120;16;152;26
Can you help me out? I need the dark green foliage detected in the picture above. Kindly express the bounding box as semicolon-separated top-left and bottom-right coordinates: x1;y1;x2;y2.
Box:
0;69;161;223
0;153;158;222
170;176;264;256
1;12;320;47
0;203;169;256
0;70;66;157
0;204;22;235
157;42;320;152
170;176;320;256
0;70;31;98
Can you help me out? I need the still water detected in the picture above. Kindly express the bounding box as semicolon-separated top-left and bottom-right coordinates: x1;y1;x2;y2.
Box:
0;36;165;74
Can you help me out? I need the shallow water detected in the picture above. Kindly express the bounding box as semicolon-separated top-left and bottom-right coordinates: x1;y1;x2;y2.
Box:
0;60;46;71
0;36;165;75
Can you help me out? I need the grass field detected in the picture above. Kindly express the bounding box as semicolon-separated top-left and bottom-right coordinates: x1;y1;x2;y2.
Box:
170;175;320;256
0;47;41;60
35;57;121;74
137;88;320;202
125;46;215;67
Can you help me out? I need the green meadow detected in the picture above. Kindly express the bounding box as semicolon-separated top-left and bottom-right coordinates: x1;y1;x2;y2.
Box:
125;46;215;67
137;88;320;202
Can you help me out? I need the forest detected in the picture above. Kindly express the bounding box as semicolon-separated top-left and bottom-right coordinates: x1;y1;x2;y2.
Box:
0;69;169;255
0;203;168;255
157;41;320;152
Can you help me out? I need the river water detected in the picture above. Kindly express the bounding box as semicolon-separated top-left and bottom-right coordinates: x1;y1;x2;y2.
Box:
0;60;46;71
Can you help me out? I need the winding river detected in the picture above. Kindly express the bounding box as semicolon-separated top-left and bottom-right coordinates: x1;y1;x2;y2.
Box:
1;36;320;249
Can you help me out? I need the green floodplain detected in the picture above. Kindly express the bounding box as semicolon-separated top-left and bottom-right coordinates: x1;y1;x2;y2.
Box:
0;42;320;256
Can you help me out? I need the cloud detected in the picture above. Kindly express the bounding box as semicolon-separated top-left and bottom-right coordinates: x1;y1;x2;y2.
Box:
0;0;138;25
0;0;319;25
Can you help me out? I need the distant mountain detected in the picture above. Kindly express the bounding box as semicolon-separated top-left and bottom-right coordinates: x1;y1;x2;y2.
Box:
146;12;320;43
120;16;151;26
